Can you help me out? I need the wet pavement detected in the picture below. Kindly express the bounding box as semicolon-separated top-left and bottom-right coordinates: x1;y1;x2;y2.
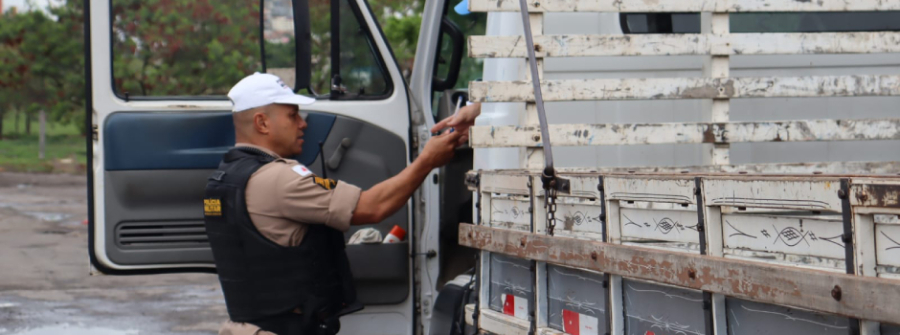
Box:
0;173;227;334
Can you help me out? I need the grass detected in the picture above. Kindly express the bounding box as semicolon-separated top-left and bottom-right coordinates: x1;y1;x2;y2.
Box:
0;111;87;173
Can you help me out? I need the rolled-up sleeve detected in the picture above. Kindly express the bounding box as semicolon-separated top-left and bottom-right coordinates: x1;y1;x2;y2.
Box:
274;163;362;232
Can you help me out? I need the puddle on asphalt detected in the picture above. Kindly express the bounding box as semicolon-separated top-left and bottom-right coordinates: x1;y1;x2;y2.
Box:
4;324;139;335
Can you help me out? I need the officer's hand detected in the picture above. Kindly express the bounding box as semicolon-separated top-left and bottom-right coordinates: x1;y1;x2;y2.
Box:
420;130;463;168
431;102;481;145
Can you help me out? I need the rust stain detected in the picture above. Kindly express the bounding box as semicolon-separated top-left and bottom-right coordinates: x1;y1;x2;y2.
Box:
858;184;900;208
702;124;717;143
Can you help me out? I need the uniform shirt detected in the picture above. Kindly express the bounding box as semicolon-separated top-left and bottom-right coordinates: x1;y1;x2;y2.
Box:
220;143;362;335
240;143;362;246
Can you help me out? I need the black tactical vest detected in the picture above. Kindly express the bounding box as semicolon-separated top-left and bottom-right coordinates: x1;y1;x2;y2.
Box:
203;147;357;326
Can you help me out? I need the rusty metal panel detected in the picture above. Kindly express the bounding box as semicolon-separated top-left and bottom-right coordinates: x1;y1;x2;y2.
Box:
702;178;843;212
876;224;900;268
468;75;900;102
850;181;900;210
725;298;850;335
469;33;900;58
546;265;607;334
489;253;534;321
622;279;707;335
604;176;695;205
458;224;900;323
620;208;701;245
722;214;847;261
467;0;900;12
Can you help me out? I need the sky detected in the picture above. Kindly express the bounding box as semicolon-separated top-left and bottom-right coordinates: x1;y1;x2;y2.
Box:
2;0;62;13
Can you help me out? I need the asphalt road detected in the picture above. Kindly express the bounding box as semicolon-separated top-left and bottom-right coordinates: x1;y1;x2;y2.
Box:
0;173;227;335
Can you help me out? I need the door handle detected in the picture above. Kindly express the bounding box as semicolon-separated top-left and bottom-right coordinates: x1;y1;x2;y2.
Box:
327;138;352;170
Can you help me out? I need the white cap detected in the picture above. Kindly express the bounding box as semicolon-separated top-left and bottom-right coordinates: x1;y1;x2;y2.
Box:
227;72;315;112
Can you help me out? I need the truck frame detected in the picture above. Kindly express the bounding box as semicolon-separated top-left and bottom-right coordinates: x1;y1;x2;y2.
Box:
459;0;900;334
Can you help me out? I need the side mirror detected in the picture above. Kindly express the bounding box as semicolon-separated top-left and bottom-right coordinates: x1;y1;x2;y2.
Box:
431;18;465;92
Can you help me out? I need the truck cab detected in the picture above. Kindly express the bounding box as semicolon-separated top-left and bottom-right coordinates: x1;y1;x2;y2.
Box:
87;0;481;334
86;0;900;334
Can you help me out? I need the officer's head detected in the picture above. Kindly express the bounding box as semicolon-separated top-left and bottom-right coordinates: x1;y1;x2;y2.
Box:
228;73;314;157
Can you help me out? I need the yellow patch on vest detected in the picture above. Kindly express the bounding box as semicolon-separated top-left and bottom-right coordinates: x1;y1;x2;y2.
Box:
313;177;337;190
204;198;222;216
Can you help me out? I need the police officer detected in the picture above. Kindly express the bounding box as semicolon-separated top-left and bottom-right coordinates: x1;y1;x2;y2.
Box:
204;73;462;335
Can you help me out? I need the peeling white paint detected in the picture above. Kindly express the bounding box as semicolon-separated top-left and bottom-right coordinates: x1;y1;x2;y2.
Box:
469;75;900;102
469;0;900;13
470;119;900;147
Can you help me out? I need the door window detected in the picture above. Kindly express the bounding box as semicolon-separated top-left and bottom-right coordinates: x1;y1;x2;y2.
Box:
110;0;262;98
331;0;393;98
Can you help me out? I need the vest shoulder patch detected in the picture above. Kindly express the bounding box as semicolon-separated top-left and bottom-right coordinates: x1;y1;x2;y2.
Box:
204;198;222;216
313;177;338;190
291;164;312;177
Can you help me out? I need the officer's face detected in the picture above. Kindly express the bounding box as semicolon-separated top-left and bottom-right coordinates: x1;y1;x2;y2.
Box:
269;104;308;157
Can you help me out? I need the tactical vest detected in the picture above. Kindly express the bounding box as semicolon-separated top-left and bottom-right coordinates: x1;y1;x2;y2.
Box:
203;147;357;326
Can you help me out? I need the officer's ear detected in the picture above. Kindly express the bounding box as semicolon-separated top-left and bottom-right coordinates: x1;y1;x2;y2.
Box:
253;108;271;135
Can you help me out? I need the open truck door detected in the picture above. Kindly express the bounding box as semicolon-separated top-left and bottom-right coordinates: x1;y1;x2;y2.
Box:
86;0;418;333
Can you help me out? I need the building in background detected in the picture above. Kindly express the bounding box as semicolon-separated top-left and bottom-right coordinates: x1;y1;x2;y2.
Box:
263;0;294;43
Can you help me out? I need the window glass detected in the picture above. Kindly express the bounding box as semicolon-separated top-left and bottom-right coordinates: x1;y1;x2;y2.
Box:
111;0;262;97
731;12;900;33
620;12;900;34
431;5;486;117
307;0;333;95
263;0;298;90
267;0;394;98
335;0;391;97
437;10;486;90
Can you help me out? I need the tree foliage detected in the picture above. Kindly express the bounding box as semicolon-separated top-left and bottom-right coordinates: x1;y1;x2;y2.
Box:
0;1;85;134
111;0;261;96
0;0;483;135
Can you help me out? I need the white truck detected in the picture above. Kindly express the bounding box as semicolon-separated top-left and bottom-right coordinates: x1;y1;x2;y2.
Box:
85;0;900;334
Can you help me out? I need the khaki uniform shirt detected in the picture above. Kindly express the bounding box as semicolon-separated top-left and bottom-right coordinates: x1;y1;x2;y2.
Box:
219;143;362;335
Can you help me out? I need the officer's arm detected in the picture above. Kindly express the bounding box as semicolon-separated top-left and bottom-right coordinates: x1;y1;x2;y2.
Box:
351;131;462;224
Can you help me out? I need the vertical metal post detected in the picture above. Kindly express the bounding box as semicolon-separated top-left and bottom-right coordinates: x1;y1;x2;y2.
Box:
839;178;861;335
599;176;612;335
694;177;715;335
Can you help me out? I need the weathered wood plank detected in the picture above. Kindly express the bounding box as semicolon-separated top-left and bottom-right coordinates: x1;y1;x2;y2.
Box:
722;214;846;260
469;119;900;147
470;33;900;58
468;0;900;12
620;208;701;244
469;75;900;102
604;176;695;204
458;224;900;324
489;196;533;232
702;177;843;212
481;173;531;195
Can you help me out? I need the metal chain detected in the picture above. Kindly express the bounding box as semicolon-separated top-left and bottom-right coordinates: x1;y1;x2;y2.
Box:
546;187;558;236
